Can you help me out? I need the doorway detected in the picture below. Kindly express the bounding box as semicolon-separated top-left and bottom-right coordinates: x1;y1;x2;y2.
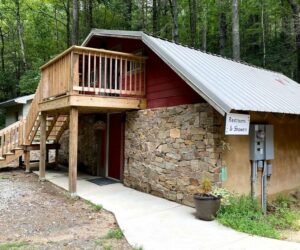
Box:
101;113;124;181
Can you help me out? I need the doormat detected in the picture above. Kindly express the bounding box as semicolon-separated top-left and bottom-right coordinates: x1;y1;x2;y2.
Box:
88;177;118;186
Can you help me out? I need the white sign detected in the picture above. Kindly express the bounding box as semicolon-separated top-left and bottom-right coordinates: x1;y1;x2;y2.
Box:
225;113;250;135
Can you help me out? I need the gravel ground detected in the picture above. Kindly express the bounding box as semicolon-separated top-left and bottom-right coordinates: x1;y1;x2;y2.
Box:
0;168;132;250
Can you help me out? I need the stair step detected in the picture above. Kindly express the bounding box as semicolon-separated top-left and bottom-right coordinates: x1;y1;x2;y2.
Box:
0;156;5;161
13;147;23;151
3;152;14;156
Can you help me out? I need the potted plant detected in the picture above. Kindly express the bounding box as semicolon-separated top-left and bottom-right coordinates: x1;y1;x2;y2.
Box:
193;177;221;221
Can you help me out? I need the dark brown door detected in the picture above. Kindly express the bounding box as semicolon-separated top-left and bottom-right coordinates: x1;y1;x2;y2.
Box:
108;113;124;180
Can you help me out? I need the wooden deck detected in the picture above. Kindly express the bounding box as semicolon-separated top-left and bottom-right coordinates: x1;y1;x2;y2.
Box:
0;45;147;195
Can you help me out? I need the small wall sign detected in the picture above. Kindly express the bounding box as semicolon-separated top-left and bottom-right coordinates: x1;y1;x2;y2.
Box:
225;113;250;135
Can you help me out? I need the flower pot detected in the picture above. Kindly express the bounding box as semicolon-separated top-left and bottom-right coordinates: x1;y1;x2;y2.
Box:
193;194;221;221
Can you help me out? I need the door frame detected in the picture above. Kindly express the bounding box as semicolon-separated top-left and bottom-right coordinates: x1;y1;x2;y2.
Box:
105;112;125;181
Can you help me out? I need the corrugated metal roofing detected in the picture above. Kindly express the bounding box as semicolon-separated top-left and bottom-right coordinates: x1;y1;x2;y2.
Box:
0;94;34;107
83;29;300;116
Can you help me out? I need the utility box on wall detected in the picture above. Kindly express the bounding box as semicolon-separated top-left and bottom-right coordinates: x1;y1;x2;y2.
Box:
249;124;274;161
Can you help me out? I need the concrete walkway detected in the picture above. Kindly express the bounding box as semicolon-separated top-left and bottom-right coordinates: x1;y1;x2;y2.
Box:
35;170;300;250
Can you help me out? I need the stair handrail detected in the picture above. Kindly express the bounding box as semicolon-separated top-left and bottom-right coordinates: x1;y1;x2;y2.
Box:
0;118;26;158
24;82;42;144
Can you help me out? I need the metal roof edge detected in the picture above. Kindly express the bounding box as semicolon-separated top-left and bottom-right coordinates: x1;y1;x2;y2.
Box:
82;29;143;46
141;33;229;116
0;94;34;107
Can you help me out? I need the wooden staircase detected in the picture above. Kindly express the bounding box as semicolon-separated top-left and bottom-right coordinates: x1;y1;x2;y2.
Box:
0;83;69;168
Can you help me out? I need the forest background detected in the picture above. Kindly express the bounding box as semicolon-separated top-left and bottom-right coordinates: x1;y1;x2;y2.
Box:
0;0;300;102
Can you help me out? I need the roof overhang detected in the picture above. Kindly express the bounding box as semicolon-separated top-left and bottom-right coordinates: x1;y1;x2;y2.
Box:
82;29;300;117
0;94;34;108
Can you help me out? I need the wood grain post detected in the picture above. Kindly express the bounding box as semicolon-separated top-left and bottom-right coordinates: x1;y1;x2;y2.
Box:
69;107;78;196
39;112;47;181
24;150;30;173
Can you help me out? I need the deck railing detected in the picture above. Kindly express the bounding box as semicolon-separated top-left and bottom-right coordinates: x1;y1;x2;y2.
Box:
40;46;146;100
0;119;25;158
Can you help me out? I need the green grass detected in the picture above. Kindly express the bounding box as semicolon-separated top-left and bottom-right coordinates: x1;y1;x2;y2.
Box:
105;229;124;240
217;195;299;239
132;246;143;250
0;176;10;180
0;242;28;250
85;200;103;211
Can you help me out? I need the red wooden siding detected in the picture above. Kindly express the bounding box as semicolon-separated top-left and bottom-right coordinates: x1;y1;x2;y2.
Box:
86;37;204;108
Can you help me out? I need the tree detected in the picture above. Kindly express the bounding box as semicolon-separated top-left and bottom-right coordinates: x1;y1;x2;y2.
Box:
14;0;26;69
72;0;79;45
232;0;240;60
287;0;300;81
125;0;132;30
219;0;227;56
189;0;197;47
153;0;159;34
168;0;179;42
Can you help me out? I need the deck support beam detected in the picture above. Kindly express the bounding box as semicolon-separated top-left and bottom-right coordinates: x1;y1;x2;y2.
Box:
69;107;78;196
24;150;30;173
39;112;47;181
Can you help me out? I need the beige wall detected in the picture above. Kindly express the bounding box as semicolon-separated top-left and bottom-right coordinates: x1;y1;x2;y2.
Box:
223;112;300;195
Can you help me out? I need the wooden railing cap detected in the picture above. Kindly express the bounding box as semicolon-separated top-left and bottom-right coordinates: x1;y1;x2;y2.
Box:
40;45;146;70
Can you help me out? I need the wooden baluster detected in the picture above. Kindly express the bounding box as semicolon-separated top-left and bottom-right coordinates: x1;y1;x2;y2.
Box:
129;61;132;94
72;53;79;94
94;53;97;94
139;61;142;95
135;61;137;95
82;53;85;92
8;129;11;152
110;57;112;95
0;134;3;158
99;54;102;95
115;56;118;95
3;133;5;156
88;53;91;92
120;57;123;95
125;59;128;95
104;55;107;96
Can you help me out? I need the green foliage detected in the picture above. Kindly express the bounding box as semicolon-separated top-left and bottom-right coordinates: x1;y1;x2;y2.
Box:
0;242;28;250
212;187;231;205
19;69;40;95
85;200;103;211
217;195;299;239
0;0;299;102
201;177;212;193
105;229;124;240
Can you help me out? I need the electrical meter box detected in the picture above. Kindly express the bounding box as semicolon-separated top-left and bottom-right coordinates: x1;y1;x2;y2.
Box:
249;124;274;161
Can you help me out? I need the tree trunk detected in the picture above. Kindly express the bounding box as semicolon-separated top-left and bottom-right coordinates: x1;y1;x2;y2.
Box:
189;0;197;47
63;0;71;46
84;0;93;33
153;0;159;34
219;0;227;56
125;0;132;30
72;0;79;45
232;0;240;60
287;0;300;82
261;0;266;67
0;27;5;72
15;0;26;70
168;0;179;42
201;3;207;51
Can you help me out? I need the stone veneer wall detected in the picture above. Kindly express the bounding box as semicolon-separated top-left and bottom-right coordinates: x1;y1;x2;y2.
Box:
124;103;224;207
58;114;105;175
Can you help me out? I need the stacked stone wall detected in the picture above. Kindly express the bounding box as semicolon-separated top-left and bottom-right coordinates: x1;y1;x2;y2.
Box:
124;103;224;206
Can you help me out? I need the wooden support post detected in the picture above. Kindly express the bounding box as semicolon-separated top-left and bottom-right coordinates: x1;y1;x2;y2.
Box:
39;112;47;181
69;107;78;196
24;150;30;173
